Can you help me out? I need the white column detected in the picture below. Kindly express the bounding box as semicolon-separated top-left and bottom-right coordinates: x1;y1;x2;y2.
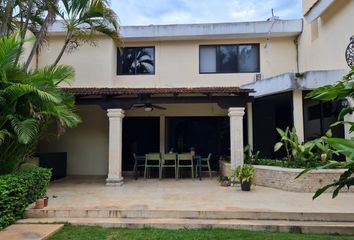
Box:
160;115;166;155
106;108;124;186
228;107;245;170
246;102;253;151
293;89;304;142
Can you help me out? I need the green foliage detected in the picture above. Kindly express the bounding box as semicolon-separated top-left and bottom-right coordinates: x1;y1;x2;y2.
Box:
244;144;260;163
245;158;341;169
235;164;255;183
0;167;51;229
273;127;338;169
274;127;318;162
302;67;354;198
50;225;354;240
0;35;81;174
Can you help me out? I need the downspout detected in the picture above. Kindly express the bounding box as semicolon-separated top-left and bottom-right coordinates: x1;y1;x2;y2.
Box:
294;35;300;74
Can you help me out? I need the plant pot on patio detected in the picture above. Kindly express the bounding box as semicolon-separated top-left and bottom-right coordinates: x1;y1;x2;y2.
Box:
235;164;255;191
218;176;231;187
35;198;45;209
43;196;49;207
240;181;251;191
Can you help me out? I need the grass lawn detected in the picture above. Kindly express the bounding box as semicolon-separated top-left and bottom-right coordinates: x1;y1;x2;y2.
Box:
49;225;354;240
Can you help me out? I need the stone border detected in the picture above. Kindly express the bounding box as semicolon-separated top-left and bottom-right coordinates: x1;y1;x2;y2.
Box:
253;165;353;193
219;161;353;193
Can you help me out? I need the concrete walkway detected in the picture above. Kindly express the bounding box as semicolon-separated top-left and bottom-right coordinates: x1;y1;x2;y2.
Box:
28;176;354;213
0;224;63;240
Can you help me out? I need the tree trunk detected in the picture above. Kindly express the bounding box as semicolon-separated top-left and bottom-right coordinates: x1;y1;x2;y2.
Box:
52;31;72;67
0;0;15;37
15;0;34;65
24;0;59;71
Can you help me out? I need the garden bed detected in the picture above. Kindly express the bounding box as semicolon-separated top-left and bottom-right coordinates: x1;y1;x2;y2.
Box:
253;165;353;193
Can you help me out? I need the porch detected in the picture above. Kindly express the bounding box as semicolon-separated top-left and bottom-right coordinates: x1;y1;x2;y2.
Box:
27;176;354;213
40;87;253;185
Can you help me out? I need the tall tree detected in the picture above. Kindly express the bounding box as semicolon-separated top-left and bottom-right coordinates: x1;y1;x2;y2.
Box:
53;0;121;66
0;34;81;173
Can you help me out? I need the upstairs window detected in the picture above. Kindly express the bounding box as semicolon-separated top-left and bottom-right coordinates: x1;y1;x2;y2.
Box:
199;44;260;74
117;47;155;75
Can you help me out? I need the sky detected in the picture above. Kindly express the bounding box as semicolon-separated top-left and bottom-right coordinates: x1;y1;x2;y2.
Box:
111;0;303;26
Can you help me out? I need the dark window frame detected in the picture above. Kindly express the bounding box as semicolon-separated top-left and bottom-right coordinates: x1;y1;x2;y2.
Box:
117;46;156;75
199;43;260;74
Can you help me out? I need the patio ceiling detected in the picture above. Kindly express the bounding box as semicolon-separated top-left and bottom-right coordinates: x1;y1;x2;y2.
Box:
61;87;254;110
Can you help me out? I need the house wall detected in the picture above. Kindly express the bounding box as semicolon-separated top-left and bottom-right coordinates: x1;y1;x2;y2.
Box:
302;0;319;15
298;0;354;72
39;103;227;175
37;36;297;88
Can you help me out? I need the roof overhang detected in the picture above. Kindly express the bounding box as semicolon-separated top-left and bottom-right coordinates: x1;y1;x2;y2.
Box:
61;87;254;110
241;69;347;98
304;0;336;23
48;19;303;41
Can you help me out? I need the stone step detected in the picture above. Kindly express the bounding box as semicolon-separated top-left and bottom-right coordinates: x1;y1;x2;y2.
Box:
25;208;354;222
18;217;354;235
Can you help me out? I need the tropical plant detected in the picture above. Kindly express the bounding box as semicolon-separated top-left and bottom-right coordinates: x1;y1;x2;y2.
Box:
53;0;121;66
235;164;255;184
274;127;318;162
244;144;260;163
0;34;81;174
297;67;354;199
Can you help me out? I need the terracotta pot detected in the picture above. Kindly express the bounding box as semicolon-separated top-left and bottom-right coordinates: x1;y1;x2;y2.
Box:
241;181;251;191
43;197;48;207
220;181;230;187
35;199;45;209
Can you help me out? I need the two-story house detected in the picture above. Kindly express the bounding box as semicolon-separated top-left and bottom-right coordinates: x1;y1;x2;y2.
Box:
38;0;354;186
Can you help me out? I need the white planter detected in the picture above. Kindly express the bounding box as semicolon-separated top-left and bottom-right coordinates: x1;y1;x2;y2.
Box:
219;160;232;177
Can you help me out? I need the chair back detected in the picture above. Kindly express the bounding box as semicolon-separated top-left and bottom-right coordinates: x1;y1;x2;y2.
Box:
163;153;177;162
206;153;212;160
145;153;161;164
178;153;193;165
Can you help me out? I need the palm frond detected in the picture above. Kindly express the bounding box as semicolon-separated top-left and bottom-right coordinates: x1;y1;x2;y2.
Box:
7;115;38;144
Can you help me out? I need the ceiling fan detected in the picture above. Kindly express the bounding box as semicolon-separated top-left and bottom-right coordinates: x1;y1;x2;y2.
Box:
132;103;166;111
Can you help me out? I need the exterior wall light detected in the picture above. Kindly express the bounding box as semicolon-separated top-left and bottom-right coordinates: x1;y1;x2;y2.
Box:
346;35;354;68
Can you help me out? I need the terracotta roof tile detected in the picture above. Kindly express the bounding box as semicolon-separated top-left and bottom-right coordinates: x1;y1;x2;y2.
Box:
61;87;254;96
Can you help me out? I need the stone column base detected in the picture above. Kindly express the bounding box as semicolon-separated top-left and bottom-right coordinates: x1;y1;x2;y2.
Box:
105;176;124;186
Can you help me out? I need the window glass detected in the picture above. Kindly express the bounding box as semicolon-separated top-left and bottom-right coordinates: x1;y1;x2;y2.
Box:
199;44;260;74
238;45;259;72
200;46;217;73
218;45;237;73
118;47;155;75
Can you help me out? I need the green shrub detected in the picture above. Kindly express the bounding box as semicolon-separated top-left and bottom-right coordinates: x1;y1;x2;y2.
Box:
0;167;51;229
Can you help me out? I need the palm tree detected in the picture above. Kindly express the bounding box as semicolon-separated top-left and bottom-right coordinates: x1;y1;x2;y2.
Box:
53;0;121;66
0;34;81;173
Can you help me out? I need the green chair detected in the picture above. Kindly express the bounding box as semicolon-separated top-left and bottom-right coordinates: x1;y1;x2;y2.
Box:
133;153;145;180
160;153;177;179
144;153;161;179
196;153;212;178
177;153;194;179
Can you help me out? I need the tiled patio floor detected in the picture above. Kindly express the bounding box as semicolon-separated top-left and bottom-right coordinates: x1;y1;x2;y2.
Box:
35;176;354;213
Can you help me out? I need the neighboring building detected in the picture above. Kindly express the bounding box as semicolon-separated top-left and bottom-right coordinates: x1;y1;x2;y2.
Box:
37;0;354;185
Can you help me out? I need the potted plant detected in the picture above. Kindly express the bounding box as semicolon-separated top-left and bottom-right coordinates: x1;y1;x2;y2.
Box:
218;176;231;187
235;164;255;191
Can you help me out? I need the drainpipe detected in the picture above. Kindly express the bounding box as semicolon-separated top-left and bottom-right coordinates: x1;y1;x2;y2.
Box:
294;34;300;74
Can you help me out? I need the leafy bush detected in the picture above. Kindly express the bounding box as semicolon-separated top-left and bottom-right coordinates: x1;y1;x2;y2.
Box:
235;164;255;183
245;158;344;169
0;167;51;229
